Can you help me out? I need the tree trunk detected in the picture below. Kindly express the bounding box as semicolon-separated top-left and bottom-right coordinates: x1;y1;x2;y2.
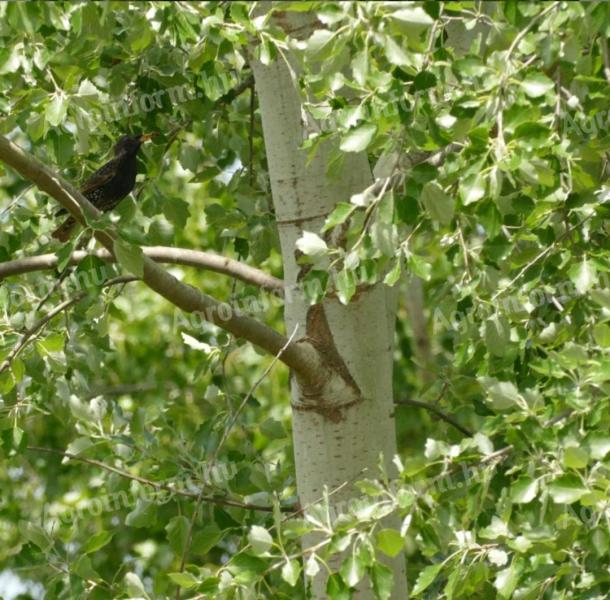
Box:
252;56;407;599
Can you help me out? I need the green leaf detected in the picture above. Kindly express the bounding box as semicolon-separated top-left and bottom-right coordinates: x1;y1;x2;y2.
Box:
281;559;301;587
588;436;610;459
82;530;113;554
125;572;150;598
488;548;509;567
305;554;320;577
65;437;93;457
421;182;454;225
167;572;200;589
351;50;368;86
412;563;442;596
371;562;394;600
179;145;200;172
548;475;588;504
340;123;377;153
340;553;365;587
383;259;402;286
73;555;99;581
166;516;189;555
260;418;285;440
45;93;67;126
37;333;64;353
484;315;510;357
563;446;589;469
322;203;355;232
296;231;328;257
494;561;519;599
248;525;273;555
191;525;225;555
125;499;157;527
376;529;404;558
113;239;144;278
198;577;221;595
460;173;486;205
19;521;52;552
413;70;437;91
593;323;610;347
383;35;411;67
569;259;597;294
510;477;538;504
327;573;350;600
484;380;520;411
306;29;334;55
55;238;77;271
521;72;554;98
406;253;431;280
336;268;356;304
390;7;434;25
163;197;190;228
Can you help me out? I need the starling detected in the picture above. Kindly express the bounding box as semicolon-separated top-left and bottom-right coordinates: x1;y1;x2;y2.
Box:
51;133;155;241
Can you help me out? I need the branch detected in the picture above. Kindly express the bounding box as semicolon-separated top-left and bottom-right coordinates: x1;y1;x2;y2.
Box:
217;73;254;106
0;134;322;383
0;247;283;291
394;398;473;437
503;2;560;69
26;446;292;513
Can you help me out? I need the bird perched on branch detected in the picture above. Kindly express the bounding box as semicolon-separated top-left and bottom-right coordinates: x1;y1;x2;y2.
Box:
51;133;156;241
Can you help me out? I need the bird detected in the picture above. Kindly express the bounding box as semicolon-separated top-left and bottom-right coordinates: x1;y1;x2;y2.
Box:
51;133;156;241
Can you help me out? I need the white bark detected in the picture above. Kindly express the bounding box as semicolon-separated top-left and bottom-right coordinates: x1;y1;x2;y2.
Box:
253;55;407;598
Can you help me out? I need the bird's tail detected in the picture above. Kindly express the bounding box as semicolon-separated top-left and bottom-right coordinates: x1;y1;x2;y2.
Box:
51;217;76;242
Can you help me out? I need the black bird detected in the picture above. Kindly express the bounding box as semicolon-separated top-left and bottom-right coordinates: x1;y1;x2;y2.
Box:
52;133;155;241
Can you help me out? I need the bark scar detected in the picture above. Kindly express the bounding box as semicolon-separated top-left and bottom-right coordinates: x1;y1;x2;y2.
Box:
291;303;363;422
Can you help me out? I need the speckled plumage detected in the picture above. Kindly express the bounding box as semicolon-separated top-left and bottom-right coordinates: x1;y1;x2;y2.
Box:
52;134;152;241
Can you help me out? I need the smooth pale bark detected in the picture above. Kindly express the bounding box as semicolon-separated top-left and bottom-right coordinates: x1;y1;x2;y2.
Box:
252;56;407;598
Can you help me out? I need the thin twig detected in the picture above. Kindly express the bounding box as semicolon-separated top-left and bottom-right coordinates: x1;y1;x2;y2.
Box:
174;325;300;600
600;35;610;84
0;297;78;375
26;446;288;513
48;561;115;594
410;446;513;513
394;398;473;437
0;183;33;218
457;225;472;281
543;409;574;428
502;2;560;76
218;324;299;461
0;277;134;376
248;77;256;187
84;383;157;398
491;212;593;301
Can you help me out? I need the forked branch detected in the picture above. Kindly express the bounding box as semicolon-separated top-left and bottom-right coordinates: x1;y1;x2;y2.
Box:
0;134;322;382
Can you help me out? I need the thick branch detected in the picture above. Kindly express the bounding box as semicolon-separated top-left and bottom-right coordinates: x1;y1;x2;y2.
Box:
0;247;283;291
0;134;321;382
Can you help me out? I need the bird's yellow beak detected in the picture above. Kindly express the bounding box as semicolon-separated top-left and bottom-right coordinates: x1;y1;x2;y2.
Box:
139;132;158;142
